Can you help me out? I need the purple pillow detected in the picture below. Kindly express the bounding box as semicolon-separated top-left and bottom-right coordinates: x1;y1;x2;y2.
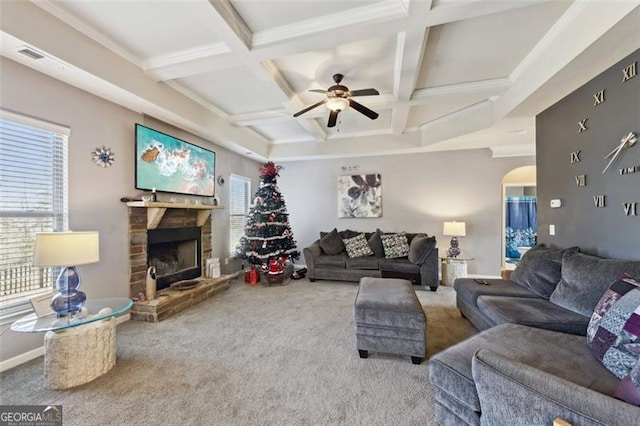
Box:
587;274;640;380
615;375;640;406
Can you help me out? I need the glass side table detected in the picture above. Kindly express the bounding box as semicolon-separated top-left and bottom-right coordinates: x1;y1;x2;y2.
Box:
11;297;132;389
440;257;474;286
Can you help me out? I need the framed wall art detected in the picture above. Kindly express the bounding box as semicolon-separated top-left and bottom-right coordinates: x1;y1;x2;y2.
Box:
337;174;382;218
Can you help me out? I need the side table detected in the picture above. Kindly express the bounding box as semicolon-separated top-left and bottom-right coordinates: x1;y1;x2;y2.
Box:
440;258;473;286
11;297;132;389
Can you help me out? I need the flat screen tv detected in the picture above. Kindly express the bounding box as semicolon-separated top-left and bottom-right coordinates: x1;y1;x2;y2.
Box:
135;123;215;197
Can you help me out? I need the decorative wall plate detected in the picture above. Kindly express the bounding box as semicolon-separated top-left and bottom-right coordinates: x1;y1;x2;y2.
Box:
91;146;115;167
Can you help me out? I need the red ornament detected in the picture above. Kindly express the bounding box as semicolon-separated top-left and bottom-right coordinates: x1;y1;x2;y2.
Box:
268;213;276;222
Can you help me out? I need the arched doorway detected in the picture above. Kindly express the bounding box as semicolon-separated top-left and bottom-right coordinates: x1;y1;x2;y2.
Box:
501;166;537;272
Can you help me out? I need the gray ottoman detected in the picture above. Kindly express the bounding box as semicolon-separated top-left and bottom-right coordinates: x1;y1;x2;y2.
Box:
354;277;427;364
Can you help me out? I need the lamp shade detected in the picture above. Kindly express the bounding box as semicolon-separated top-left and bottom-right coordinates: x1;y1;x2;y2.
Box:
33;232;100;267
443;221;466;237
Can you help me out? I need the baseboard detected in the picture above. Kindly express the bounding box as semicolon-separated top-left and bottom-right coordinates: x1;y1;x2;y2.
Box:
0;313;131;373
0;346;44;373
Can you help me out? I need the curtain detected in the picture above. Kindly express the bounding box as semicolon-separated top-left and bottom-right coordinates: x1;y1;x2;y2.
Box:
505;196;537;260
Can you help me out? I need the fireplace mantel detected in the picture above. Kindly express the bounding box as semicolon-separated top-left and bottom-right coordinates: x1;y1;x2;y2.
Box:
126;201;223;230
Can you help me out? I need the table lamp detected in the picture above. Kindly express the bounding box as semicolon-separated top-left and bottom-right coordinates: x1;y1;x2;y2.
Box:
33;231;100;317
443;221;466;258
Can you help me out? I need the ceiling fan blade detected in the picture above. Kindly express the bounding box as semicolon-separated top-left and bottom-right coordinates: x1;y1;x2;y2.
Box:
309;89;328;94
349;99;379;120
327;110;338;127
293;99;327;117
349;88;379;97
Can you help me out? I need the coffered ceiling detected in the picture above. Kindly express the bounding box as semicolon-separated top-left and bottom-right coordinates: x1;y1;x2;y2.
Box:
1;1;638;161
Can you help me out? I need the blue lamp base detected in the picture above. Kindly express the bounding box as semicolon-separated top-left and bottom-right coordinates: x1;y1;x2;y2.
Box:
51;266;87;317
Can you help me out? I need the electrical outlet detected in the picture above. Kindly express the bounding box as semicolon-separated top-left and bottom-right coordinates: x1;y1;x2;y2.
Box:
224;258;229;265
549;224;556;236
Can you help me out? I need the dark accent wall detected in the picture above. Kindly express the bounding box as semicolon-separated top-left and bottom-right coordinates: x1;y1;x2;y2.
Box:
536;49;639;260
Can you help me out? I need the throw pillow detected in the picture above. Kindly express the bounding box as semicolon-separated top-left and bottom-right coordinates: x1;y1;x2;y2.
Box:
319;228;344;255
510;244;579;299
342;233;374;258
368;229;385;258
408;234;436;265
381;232;410;259
549;251;640;317
587;274;640;380
615;360;640;406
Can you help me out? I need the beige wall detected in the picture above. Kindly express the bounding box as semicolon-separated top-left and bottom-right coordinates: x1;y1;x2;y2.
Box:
0;58;260;363
279;150;535;276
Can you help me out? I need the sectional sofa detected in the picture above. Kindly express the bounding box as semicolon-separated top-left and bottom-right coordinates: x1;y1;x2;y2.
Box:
303;228;439;290
430;245;640;425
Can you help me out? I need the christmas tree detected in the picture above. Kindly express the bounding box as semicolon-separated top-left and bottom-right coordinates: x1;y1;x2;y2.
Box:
237;162;300;266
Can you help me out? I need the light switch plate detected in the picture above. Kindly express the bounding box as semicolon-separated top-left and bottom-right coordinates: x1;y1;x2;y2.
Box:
550;199;562;208
549;224;556;236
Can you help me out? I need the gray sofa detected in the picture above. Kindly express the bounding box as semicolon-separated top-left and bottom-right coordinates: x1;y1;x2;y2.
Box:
430;246;640;425
303;229;439;291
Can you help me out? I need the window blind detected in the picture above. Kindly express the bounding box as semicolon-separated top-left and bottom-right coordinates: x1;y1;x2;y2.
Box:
229;174;250;257
0;111;69;305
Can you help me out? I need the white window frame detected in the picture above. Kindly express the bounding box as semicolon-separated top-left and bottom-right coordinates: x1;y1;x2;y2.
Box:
0;109;69;315
229;174;251;258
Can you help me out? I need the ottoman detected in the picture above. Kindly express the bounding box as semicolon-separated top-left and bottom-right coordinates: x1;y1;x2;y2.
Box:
354;277;427;364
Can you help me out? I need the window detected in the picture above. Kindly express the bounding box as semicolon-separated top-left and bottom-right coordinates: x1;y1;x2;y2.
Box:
229;174;251;257
0;110;69;307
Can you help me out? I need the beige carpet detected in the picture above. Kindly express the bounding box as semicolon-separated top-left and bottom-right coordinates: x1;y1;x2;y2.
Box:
0;278;476;425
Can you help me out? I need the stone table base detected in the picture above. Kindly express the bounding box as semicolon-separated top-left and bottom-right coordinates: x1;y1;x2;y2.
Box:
44;318;116;389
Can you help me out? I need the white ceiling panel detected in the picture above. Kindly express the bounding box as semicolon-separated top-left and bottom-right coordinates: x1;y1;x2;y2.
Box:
177;67;286;114
416;1;572;89
252;120;316;143
322;108;392;137
53;0;224;59
406;93;494;128
230;0;385;33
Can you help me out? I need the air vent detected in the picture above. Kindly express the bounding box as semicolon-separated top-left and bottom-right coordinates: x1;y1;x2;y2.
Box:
17;47;45;60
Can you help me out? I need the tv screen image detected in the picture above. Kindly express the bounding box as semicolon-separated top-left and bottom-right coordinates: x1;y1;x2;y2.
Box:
135;123;215;197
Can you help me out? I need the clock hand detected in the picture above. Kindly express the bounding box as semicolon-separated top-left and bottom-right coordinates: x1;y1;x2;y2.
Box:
605;132;636;158
604;140;625;159
602;141;625;174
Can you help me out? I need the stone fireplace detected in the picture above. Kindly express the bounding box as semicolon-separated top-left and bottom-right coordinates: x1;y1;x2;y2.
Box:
126;201;231;322
127;203;213;297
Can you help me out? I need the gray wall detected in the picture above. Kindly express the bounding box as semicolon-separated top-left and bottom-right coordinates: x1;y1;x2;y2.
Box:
279;150;535;276
0;58;260;363
536;49;640;259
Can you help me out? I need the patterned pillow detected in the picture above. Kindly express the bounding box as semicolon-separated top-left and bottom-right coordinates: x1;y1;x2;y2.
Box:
342;233;374;259
380;232;409;259
587;274;640;379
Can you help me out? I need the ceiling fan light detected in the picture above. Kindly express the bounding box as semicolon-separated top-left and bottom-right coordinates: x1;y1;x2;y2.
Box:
326;97;349;112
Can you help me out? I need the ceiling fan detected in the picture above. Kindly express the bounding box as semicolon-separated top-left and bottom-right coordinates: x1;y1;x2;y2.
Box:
293;74;380;127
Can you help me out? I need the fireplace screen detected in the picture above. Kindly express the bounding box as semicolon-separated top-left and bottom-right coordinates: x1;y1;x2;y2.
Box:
147;227;201;290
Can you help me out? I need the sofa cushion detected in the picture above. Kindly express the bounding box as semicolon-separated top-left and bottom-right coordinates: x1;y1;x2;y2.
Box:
587;274;640;379
453;278;539;310
319;228;344;255
381;232;410;258
345;256;379;270
477;296;589;335
342;233;374;258
549;251;640;317
408;234;436;265
429;324;619;414
510;244;578;299
378;257;419;274
368;229;385;258
315;254;347;268
339;229;360;240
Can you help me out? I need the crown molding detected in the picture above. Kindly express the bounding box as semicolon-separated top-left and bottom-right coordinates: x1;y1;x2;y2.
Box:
143;42;231;71
412;78;511;101
490;144;536;158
